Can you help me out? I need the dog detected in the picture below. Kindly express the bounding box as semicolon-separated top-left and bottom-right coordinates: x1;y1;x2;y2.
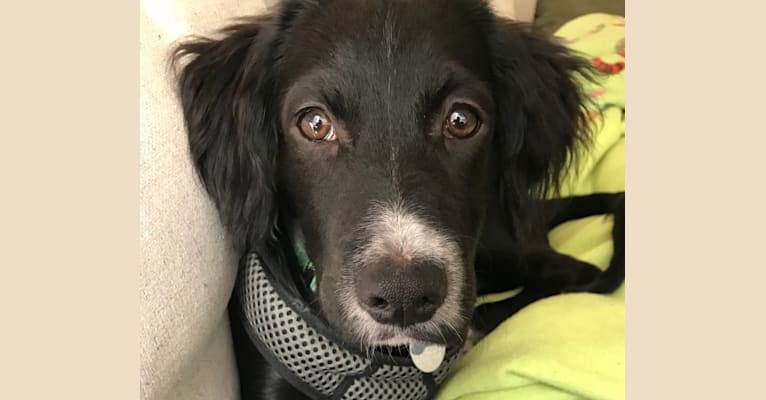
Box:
171;0;625;398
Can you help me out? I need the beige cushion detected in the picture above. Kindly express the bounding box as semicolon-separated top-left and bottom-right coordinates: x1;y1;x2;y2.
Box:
139;1;270;399
490;0;538;22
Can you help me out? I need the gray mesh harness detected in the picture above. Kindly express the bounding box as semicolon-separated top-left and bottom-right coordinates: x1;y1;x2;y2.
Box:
236;253;464;400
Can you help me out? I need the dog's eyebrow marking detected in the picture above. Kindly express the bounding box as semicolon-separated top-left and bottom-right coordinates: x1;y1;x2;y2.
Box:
419;77;457;126
321;89;348;121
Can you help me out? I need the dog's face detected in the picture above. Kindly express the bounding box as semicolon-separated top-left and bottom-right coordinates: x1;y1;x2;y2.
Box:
174;0;589;348
276;0;496;347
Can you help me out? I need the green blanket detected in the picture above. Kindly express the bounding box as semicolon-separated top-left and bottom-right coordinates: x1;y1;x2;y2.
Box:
435;13;626;400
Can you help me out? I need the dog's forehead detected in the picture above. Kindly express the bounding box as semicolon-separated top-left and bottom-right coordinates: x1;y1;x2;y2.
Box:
276;0;493;84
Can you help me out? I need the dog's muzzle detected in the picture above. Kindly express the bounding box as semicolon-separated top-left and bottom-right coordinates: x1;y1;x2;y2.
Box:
237;253;464;400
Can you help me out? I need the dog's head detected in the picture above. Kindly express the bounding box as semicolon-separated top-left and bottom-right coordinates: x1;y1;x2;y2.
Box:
173;0;590;348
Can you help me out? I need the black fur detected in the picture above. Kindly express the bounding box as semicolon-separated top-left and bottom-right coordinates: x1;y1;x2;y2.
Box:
171;1;624;399
174;16;279;253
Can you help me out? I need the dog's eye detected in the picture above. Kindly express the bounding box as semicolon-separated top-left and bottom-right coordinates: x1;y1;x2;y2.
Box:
298;108;336;141
443;107;480;139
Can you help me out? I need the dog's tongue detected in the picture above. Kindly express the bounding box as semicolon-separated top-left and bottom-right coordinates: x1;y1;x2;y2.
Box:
409;341;446;373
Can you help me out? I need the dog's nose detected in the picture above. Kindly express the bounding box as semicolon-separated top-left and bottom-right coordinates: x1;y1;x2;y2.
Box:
355;260;447;326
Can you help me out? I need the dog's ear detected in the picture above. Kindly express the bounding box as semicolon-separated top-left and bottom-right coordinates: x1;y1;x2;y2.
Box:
171;16;279;252
488;18;594;233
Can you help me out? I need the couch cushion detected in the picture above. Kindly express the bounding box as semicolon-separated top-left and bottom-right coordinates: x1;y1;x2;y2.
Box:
139;1;270;399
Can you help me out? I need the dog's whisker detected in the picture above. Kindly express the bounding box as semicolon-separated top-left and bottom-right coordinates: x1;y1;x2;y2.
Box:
443;319;462;342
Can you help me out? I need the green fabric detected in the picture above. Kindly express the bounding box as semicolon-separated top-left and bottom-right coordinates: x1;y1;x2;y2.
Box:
290;228;318;292
534;0;625;35
435;13;626;400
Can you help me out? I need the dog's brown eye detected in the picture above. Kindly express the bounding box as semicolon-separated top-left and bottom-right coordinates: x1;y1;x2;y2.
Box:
444;108;480;139
298;109;336;141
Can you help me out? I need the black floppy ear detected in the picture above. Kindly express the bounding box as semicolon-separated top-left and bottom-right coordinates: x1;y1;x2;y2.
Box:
171;16;279;252
488;18;594;231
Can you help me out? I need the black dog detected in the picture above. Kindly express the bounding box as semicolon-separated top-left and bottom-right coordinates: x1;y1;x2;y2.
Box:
172;0;624;398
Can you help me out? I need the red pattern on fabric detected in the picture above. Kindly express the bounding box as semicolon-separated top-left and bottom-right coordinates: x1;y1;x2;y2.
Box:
592;56;625;75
